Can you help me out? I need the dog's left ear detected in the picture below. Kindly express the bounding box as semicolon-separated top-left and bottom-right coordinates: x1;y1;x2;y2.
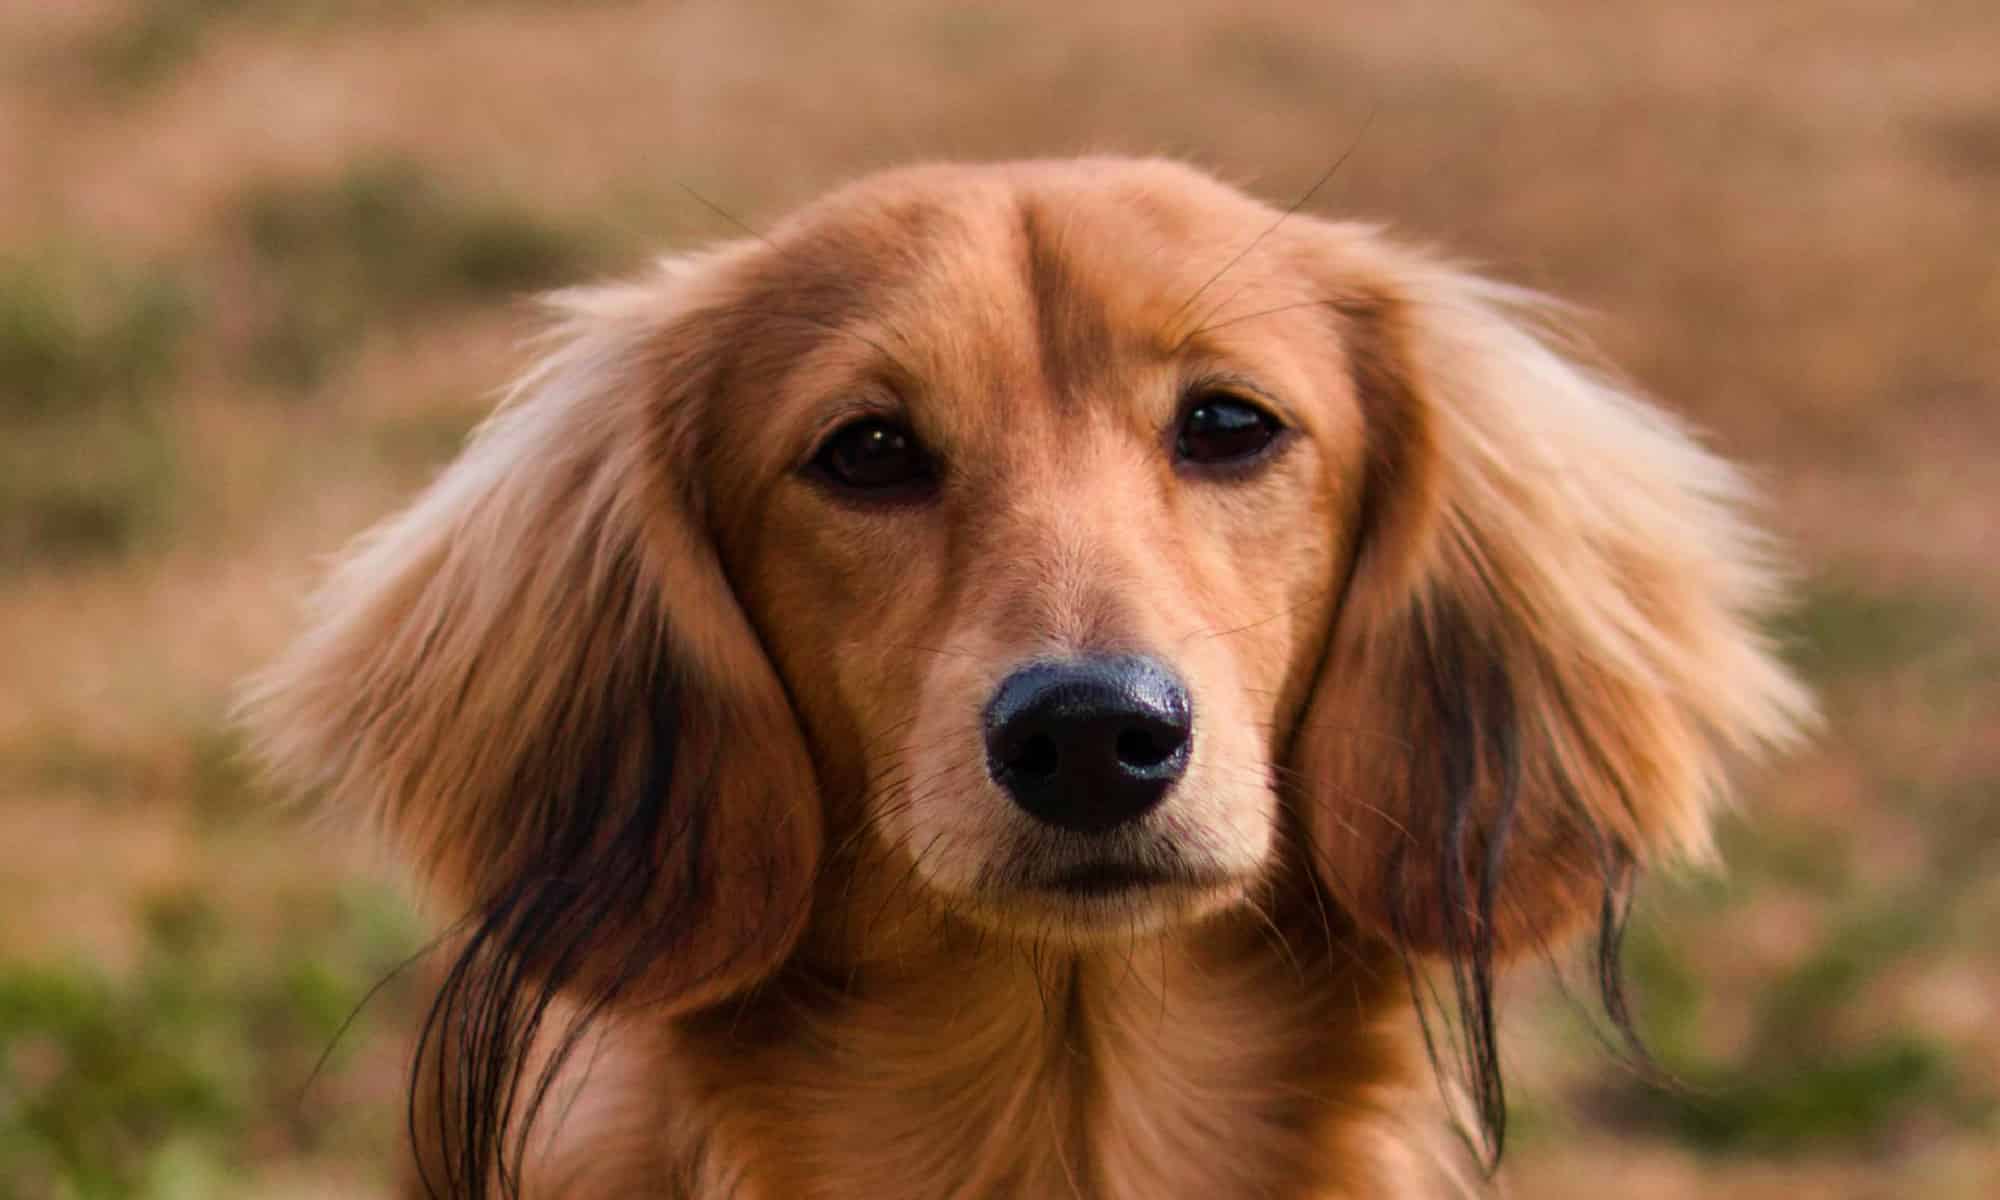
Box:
241;252;821;1018
1290;226;1812;959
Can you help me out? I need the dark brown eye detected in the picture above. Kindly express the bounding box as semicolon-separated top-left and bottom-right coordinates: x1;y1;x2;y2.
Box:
810;418;934;497
1176;394;1284;466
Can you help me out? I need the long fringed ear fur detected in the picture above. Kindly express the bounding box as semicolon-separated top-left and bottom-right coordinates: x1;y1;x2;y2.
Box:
1291;226;1812;1157
240;254;821;1196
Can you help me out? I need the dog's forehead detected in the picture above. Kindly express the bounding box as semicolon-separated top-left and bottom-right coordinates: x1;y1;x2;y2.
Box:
781;158;1278;257
789;160;1282;314
745;160;1304;427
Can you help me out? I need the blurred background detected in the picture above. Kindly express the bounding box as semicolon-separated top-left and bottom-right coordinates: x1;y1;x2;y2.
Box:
1;2;1995;1197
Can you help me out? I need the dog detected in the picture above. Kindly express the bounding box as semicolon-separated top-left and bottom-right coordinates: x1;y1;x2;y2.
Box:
244;158;1810;1198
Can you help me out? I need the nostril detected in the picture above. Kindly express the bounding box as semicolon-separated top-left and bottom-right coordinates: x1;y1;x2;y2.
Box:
1008;733;1060;780
1115;727;1180;770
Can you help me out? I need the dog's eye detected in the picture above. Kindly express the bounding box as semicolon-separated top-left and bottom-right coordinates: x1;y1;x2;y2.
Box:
810;418;934;496
1176;394;1284;467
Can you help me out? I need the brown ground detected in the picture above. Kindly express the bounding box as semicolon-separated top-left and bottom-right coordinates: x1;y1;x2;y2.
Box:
1;2;1994;1197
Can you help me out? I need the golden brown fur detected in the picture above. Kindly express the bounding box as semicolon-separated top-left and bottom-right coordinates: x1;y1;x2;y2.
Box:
243;158;1810;1198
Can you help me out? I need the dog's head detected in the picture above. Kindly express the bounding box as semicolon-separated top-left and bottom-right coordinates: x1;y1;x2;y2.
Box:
245;158;1807;1179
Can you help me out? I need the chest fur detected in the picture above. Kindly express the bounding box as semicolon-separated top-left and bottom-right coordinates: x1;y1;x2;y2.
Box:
672;935;1429;1200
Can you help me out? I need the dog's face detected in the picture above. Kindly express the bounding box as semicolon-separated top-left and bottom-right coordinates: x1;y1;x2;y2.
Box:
247;155;1807;1052
706;165;1363;935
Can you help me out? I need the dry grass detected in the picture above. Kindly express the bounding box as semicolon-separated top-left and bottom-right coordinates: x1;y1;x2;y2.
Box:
1;1;1994;1196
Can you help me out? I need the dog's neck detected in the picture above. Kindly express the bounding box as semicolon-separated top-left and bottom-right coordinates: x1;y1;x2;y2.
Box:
633;891;1466;1200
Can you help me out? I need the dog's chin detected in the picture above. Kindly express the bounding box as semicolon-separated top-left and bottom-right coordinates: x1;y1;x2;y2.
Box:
950;864;1251;942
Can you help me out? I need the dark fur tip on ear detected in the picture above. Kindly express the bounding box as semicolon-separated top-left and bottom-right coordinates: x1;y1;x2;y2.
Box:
1300;242;1812;952
239;264;822;1197
1291;229;1813;1160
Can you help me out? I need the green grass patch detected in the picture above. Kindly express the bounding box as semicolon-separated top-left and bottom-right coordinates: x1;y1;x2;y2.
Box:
1708;811;1852;898
183;723;263;828
0;259;188;424
1646;1036;1958;1153
0;257;191;569
231;160;604;391
81;0;255;91
1603;889;1988;1155
0;733;153;806
1617;917;1706;1066
1773;575;1976;684
0;883;425;1199
0;414;180;569
1753;902;1932;1059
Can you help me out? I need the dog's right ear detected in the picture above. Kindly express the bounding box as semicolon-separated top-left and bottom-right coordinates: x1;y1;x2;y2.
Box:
241;251;821;1018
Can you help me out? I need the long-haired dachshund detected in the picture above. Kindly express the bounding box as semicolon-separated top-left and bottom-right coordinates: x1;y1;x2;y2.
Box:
245;159;1810;1198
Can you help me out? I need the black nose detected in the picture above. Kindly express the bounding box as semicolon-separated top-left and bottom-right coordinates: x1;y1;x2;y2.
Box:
983;656;1193;834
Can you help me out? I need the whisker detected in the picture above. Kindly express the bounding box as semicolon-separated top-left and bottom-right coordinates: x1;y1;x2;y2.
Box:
1162;107;1378;350
1176;586;1333;647
673;179;772;248
1181;298;1345;340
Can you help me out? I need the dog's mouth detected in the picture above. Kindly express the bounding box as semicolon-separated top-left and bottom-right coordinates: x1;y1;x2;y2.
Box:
946;848;1248;937
1037;860;1181;897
